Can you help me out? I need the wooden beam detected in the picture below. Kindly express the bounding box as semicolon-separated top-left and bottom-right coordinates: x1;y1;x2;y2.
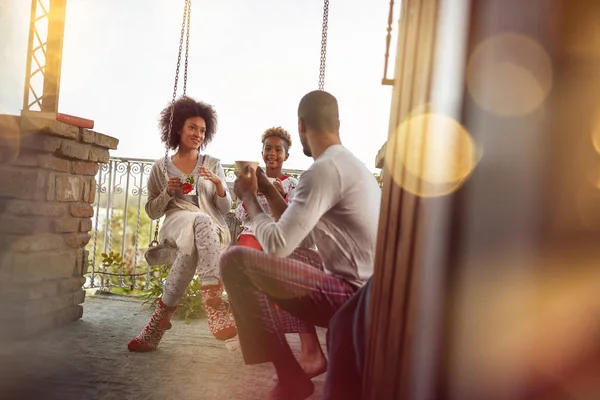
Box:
41;0;67;112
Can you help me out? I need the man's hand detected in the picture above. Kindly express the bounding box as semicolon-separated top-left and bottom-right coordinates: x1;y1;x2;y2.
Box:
256;167;273;194
234;166;258;200
255;167;289;220
256;167;286;199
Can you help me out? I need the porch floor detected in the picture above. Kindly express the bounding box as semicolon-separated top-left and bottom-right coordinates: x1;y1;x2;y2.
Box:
0;294;326;400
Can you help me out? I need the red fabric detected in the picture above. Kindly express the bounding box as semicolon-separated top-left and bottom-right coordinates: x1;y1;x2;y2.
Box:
182;182;194;194
236;234;263;251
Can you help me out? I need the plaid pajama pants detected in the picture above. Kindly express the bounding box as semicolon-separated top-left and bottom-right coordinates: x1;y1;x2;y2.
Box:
219;245;358;365
236;234;324;333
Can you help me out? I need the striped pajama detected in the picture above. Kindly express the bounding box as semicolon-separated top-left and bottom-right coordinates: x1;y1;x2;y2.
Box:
280;247;326;333
219;245;358;365
235;233;324;333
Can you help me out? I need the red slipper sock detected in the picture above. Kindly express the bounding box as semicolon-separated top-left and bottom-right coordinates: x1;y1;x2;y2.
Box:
200;282;238;340
128;298;177;352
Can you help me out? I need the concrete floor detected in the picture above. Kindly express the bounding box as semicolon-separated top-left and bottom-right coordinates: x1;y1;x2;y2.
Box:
0;293;326;400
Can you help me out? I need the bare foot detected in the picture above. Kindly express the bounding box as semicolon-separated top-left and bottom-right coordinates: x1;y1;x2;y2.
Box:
268;379;314;400
224;336;240;351
271;354;327;381
299;352;328;379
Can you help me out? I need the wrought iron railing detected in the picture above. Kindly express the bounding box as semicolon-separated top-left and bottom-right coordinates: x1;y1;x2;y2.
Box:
85;156;303;291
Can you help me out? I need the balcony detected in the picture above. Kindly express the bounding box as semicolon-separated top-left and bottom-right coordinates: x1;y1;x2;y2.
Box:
0;154;324;399
85;156;304;293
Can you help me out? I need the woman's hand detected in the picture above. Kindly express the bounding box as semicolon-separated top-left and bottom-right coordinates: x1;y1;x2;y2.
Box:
198;165;226;197
167;177;182;197
198;165;220;184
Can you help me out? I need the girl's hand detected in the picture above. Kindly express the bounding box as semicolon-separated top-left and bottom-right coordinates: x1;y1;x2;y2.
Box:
167;177;182;197
273;179;286;198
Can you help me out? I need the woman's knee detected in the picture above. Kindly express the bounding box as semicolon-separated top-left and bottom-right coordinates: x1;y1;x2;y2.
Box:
193;213;213;230
193;214;219;245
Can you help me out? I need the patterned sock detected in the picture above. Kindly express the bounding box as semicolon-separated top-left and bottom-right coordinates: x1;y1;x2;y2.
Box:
128;298;177;352
200;282;238;340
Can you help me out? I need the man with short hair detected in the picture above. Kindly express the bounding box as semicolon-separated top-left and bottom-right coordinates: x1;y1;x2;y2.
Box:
220;90;381;399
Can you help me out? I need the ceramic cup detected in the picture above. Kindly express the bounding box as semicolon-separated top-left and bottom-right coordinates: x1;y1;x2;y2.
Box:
234;161;259;176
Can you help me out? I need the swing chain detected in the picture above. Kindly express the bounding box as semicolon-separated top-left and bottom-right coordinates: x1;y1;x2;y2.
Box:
183;0;191;95
318;0;330;90
151;0;192;247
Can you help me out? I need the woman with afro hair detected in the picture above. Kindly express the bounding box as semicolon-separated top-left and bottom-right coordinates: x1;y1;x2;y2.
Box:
128;96;237;352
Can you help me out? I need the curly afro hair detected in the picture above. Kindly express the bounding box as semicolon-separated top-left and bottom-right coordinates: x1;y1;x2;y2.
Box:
159;96;218;150
261;126;292;153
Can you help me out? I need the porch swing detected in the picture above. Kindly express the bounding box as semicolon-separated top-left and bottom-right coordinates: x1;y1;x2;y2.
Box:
145;0;332;266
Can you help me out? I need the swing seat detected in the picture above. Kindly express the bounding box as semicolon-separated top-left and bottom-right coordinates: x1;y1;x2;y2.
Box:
145;242;178;266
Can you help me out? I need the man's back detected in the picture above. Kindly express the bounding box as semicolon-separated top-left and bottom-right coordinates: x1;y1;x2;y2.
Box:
301;145;381;286
254;144;381;287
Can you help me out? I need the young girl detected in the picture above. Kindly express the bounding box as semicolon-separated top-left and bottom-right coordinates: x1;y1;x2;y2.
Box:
235;127;298;248
128;96;237;352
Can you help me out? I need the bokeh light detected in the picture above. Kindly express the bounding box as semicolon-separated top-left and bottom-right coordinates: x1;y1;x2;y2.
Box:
451;260;600;396
592;113;600;155
385;107;479;197
467;33;553;117
576;182;600;230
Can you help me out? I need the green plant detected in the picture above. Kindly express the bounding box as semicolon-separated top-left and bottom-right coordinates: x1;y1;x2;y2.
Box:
98;252;135;292
138;264;206;323
87;205;152;281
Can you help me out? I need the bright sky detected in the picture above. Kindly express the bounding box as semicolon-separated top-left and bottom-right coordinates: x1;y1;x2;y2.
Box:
1;0;395;171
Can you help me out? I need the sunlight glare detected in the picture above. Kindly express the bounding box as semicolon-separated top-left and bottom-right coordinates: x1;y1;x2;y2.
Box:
466;33;553;117
385;108;479;197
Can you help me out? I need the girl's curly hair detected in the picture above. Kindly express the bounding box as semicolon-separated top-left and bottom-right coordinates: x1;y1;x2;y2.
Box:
261;126;292;153
159;96;217;150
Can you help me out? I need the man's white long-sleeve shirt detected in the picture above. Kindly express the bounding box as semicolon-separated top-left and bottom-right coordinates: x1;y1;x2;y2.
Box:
252;145;381;288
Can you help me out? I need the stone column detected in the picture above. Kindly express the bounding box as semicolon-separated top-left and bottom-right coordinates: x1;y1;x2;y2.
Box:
0;115;118;340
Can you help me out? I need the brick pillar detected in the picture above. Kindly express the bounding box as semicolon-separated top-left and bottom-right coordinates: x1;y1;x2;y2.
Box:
0;115;118;340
